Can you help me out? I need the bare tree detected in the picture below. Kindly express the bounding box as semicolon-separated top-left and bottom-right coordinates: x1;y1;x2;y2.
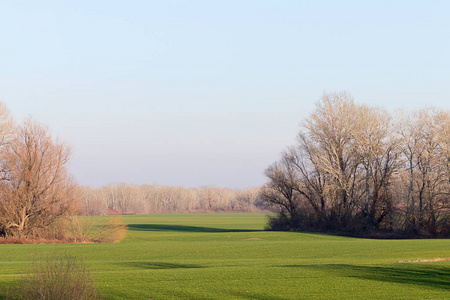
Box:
261;153;302;218
0;119;78;238
352;105;400;230
395;110;425;231
303;92;361;225
261;92;362;230
0;102;15;181
412;109;450;233
394;109;450;233
262;92;450;236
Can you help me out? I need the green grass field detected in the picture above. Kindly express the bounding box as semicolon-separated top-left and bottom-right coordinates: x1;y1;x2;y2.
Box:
0;213;449;299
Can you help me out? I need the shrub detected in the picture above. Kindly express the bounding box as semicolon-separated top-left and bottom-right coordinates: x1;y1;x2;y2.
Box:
8;252;100;300
65;216;127;243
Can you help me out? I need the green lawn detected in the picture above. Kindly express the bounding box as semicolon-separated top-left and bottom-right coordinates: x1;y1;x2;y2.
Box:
0;213;449;299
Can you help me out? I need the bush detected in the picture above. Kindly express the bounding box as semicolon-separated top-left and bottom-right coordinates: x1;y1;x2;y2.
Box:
265;213;305;231
91;216;128;243
7;252;100;300
265;212;323;232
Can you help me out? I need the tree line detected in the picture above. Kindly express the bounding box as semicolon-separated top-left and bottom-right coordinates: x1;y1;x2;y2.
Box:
79;184;265;215
261;92;450;237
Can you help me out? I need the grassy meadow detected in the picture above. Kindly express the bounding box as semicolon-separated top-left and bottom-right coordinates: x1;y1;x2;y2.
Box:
0;213;449;299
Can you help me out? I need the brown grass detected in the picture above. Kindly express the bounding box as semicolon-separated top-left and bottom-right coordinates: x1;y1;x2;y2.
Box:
0;216;128;244
0;237;72;244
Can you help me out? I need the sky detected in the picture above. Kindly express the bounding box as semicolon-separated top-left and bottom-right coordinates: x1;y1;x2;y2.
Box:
0;1;449;188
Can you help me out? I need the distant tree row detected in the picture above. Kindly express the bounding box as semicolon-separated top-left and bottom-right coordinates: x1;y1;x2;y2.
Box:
0;103;77;239
0;100;266;240
261;92;450;237
79;184;266;215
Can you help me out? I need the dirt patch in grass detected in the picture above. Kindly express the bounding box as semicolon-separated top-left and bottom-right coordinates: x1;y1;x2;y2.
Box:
400;257;450;263
246;238;263;240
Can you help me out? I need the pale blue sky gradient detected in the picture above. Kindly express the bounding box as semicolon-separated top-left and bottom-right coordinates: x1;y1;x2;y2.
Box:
1;1;449;188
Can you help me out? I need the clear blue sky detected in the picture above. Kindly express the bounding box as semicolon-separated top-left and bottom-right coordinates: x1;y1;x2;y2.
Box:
1;1;449;188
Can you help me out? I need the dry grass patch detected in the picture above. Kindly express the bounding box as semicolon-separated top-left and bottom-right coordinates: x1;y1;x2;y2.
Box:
0;216;128;244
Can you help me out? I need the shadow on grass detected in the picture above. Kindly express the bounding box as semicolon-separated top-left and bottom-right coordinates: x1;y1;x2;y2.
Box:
282;264;450;291
225;291;287;300
161;288;286;300
127;224;261;233
118;262;206;270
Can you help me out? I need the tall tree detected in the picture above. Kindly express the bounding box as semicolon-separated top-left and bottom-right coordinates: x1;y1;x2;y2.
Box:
0;119;78;238
352;105;399;230
304;92;360;225
0;102;15;181
395;110;425;231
